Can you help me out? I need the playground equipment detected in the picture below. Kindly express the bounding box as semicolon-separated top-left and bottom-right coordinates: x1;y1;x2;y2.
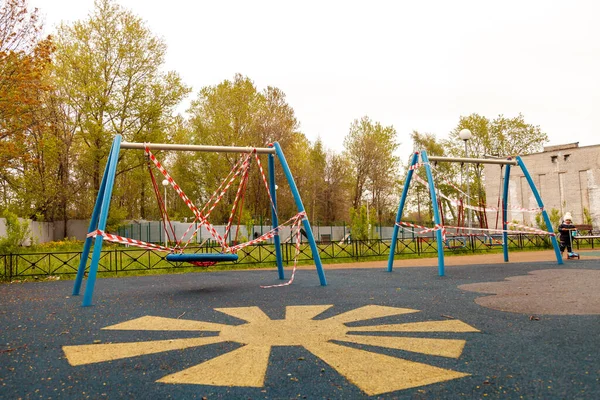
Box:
387;151;563;275
72;135;327;306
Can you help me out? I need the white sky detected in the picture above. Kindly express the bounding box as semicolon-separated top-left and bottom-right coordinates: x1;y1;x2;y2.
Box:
30;0;600;158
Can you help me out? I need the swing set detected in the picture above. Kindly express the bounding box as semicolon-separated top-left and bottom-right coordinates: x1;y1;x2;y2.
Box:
72;135;327;306
387;150;563;276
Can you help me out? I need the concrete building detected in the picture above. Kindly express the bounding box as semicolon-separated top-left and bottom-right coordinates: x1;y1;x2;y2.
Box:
484;142;600;228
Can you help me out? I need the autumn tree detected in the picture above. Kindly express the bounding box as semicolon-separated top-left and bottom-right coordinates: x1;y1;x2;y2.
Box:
53;0;190;220
0;0;53;214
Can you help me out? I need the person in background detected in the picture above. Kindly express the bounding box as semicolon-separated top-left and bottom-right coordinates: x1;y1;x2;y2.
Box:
558;212;577;257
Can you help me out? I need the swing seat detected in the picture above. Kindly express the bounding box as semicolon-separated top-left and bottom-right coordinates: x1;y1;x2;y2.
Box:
485;234;504;247
444;237;466;249
166;253;239;263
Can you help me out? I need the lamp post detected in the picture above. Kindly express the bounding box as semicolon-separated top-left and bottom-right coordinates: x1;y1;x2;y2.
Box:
162;179;169;247
366;198;370;239
364;190;371;240
458;129;472;232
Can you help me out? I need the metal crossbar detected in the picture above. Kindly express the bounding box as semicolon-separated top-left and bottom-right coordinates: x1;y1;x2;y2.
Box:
121;141;276;154
427;155;518;165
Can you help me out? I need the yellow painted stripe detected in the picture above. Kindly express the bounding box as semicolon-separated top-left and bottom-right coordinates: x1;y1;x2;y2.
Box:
158;344;270;387
63;337;223;366
304;341;469;396
285;305;333;320
349;319;480;333
215;306;270;322
326;305;418;324
339;334;466;358
102;316;229;331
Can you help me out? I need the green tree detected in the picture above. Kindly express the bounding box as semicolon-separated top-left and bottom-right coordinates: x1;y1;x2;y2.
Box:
0;209;31;253
535;208;561;233
185;74;300;223
344;116;400;227
306;139;327;223
349;204;373;241
343;116;400;226
53;0;190;220
322;149;352;224
445;113;548;228
408;131;454;224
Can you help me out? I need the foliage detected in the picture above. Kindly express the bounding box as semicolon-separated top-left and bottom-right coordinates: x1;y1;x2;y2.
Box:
53;0;190;221
535;208;561;232
0;1;564;237
583;207;593;226
343;116;399;225
183;74;308;224
441;113;548;228
349;204;375;240
0;0;55;216
408;131;462;224
446;113;548;159
30;236;81;252
322;149;352;223
0;209;31;253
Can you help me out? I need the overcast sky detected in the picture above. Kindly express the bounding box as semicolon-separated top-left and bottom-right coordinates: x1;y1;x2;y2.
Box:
30;0;600;157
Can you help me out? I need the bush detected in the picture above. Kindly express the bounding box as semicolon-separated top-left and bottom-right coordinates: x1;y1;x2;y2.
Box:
535;208;561;232
0;210;31;254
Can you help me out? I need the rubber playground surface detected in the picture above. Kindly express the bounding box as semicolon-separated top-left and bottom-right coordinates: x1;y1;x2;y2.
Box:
1;250;599;399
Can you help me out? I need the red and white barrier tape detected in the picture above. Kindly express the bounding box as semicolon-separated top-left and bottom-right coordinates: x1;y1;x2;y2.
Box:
396;221;555;237
412;173;544;214
505;222;555;235
260;212;305;288
87;230;172;252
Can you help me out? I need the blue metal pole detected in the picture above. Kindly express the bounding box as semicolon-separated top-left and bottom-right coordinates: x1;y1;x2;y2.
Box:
82;135;123;306
387;152;420;272
420;150;445;276
502;163;511;262
73;137;119;296
268;153;284;279
271;142;327;286
516;156;563;265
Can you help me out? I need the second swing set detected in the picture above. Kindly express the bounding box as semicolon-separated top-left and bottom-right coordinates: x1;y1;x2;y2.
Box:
387;150;564;275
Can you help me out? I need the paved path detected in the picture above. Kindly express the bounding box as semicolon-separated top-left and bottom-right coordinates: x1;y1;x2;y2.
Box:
1;250;599;399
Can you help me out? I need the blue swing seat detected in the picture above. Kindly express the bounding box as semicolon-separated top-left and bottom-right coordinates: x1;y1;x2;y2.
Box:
444;237;466;249
166;253;239;263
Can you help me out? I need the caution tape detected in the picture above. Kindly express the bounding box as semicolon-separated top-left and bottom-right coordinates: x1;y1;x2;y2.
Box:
86;230;172;252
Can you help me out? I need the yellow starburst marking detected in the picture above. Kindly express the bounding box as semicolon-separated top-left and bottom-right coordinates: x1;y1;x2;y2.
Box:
62;305;479;396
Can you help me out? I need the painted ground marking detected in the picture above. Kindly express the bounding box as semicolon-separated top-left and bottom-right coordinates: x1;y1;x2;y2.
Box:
63;305;480;396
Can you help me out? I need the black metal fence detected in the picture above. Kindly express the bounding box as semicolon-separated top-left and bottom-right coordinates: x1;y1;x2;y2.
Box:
2;233;594;281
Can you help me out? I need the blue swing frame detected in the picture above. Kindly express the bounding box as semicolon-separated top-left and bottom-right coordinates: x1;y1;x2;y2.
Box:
72;136;327;306
387;150;563;276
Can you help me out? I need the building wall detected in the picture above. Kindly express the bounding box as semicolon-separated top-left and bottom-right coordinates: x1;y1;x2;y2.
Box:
484;143;600;228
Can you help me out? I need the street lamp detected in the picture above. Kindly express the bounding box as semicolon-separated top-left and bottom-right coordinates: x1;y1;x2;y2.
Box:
458;129;472;231
162;179;169;247
364;190;371;240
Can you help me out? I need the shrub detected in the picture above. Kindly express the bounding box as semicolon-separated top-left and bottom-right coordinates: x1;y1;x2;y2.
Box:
0;210;31;254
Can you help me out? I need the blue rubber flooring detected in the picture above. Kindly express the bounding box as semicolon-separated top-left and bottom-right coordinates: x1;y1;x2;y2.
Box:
1;259;599;399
